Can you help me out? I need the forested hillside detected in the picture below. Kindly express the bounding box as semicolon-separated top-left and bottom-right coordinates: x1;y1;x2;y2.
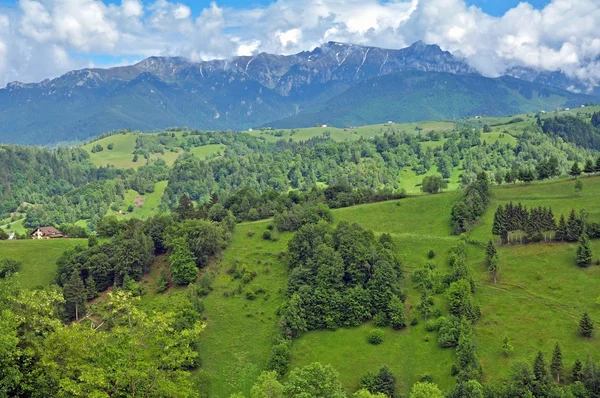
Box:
2;110;600;397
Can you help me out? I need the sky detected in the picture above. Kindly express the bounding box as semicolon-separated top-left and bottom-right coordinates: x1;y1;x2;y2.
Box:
0;0;598;87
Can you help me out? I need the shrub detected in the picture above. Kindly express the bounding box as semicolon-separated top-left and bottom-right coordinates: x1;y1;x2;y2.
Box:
267;339;291;375
411;317;419;326
428;250;436;259
368;329;384;345
127;205;135;213
0;258;21;278
262;230;272;240
156;269;170;293
246;290;256;300
247;230;255;237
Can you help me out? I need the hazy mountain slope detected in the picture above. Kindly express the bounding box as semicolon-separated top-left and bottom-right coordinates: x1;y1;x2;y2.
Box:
268;72;593;128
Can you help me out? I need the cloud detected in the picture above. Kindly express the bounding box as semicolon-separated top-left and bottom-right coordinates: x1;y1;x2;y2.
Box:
0;0;599;87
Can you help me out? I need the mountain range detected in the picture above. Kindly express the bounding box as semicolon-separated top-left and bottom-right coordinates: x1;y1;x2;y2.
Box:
0;41;596;145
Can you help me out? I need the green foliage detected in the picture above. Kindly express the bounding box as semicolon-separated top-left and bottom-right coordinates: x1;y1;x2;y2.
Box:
359;366;397;397
502;335;514;357
421;175;447;194
166;219;227;268
283;363;345;398
579;312;594;338
576;233;593;267
368;329;385;345
250;371;284;398
169;237;198;285
575;178;584;193
447;279;479;322
409;382;444;398
0;258;21;278
551;342;563;383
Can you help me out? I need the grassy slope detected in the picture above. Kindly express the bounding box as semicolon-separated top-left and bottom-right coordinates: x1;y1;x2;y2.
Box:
197;221;291;397
189;144;226;159
0;239;88;288
1;218;27;235
107;180;168;220
249;121;456;143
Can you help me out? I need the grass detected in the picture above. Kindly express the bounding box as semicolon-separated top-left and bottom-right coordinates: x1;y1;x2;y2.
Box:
1;218;27;235
107;181;168;220
83;134;182;169
189;144;226;159
196;221;291;397
0;239;88;288
249;121;456;143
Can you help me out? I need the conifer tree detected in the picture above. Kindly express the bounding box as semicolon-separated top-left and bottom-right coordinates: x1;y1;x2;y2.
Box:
572;359;583;381
485;240;499;283
63;272;87;321
175;194;195;221
595;156;600;173
576;233;593;267
584;159;595;174
579;312;594;338
555;214;567;241
567;209;581;242
550;342;563;383
532;351;551;396
492;206;506;238
571;161;582;176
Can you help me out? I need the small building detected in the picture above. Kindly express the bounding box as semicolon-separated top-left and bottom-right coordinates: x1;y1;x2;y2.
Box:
248;128;253;132
7;232;16;240
321;124;328;128
387;121;393;125
581;105;586;108
31;226;64;240
565;107;570;111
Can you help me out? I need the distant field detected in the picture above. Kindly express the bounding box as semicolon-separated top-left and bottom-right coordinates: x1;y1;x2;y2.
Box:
189;144;226;159
107;180;168;220
83;134;182;168
249;120;456;143
0;239;87;288
1;218;26;235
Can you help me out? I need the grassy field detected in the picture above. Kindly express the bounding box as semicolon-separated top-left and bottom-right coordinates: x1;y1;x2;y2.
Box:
249;121;456;143
83;134;181;168
0;239;88;288
107;180;168;220
189;144;226;159
197;221;291;397
193;176;600;396
1;218;27;235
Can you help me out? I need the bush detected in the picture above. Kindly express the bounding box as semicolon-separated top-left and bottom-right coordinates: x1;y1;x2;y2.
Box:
127;205;135;213
245;290;256;300
411;317;419;326
368;329;384;345
247;230;255;237
156;270;170;293
428;250;436;259
267;339;291;375
262;230;272;240
0;258;21;278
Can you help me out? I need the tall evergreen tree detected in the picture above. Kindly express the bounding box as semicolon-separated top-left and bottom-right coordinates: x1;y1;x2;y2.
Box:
555;215;568;241
63;271;87;321
573;359;583;381
595;156;600;173
571;161;582;177
551;342;563;383
576;233;593;267
584;159;595;174
175;194;195;221
567;209;582;242
485;240;499;284
532;351;551;397
579;312;594;338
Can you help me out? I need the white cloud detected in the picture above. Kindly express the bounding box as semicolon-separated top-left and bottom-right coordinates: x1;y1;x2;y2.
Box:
1;0;600;87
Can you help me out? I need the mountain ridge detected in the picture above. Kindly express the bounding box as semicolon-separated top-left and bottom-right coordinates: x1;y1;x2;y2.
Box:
0;41;597;145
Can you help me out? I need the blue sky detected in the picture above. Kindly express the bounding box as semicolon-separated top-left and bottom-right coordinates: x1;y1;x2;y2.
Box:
0;0;553;17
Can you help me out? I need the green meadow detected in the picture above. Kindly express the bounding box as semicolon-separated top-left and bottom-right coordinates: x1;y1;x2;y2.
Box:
0;239;88;288
107;180;168;220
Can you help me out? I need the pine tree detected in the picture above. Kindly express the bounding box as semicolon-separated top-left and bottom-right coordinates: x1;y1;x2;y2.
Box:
63;272;87;321
175;194;195;221
579;312;594;338
584;159;595;174
532;351;551;396
572;359;583;381
550;342;563;383
502;335;514;357
485;240;499;283
555;214;567;241
595;156;600;173
571;161;582;177
567;209;581;242
576;233;593;267
492;206;506;238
